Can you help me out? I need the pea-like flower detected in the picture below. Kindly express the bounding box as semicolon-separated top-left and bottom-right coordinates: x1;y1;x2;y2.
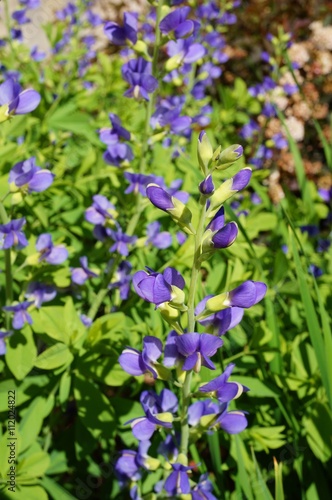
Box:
108;227;137;257
85;195;116;226
119;335;163;378
192;473;218;500
0;78;40;120
36;233;68;265
122;58;158;101
104;12;138;46
9;157;54;193
3;301;34;330
126;389;178;441
0;218;28;250
195;296;244;336
25;282;57;308
200;207;238;257
146;221;172;249
164;463;193;496
199;363;248;403
133;267;185;308
196;280;267;321
160;6;197;39
71;256;98;285
173;332;223;372
146;183;195;235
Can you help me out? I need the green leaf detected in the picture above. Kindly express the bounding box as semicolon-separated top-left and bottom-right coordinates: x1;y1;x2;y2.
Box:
41;476;77;500
274;458;284;500
19;397;49;453
47;102;100;146
73;374;115;438
34;343;73;370
31;307;69;344
0;376;50;412
5;326;37;381
235;376;281;398
2;484;48;500
59;370;71;404
234;434;254;500
85;313;129;346
302;403;332;462
17;445;50;480
290;230;331;408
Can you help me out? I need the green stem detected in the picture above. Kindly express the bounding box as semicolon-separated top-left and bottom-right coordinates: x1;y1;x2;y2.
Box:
138;0;163;174
87;201;146;321
0;202;13;329
180;195;208;457
87;255;120;321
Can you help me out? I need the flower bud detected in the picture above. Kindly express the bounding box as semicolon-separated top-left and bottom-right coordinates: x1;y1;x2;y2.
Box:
197;131;213;173
199;174;214;196
207;168;252;218
146;184;195;235
214;144;243;170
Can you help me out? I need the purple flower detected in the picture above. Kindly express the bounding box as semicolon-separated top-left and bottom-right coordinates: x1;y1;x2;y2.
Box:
86;10;103;27
195;296;244;336
30;46;46;62
20;0;40;8
215;404;248;434
0;331;13;355
175;332;223;371
196;281;267;321
199;175;215;196
104;12;138;45
0;218;28;250
188;400;221;426
146;221;172;249
133;267;185;306
103;142;134;167
71;256;98;285
124;172;156;196
109;260;132;300
119;335;163;378
3;301;34;330
0;79;40;117
202;207;238;253
108;227;137;256
122;58;158;101
160;7;196;39
85;195;116;225
80;314;92;327
199;363;248;402
146;183;194;234
164;463;192;495
25;282;57;308
192;473;218;500
166;36;206;65
36;233;68;265
9;157;54;193
240;119;260;140
151;106;192;135
127;389;178;440
12;9;30;25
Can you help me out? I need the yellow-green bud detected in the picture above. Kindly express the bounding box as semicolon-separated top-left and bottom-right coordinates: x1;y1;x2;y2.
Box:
197;131;214;173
